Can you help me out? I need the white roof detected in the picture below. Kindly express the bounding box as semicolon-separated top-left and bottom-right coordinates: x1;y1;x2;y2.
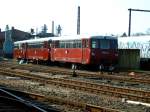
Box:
14;37;52;44
118;35;150;58
14;35;117;44
118;35;150;43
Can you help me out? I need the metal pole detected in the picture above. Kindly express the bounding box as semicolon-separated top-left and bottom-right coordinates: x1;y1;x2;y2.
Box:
52;21;54;35
77;6;80;35
128;8;131;36
128;8;150;36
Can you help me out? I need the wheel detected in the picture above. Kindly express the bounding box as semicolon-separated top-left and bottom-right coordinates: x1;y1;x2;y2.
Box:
99;64;104;71
109;65;115;71
99;64;104;74
19;59;25;64
71;64;77;70
72;64;77;77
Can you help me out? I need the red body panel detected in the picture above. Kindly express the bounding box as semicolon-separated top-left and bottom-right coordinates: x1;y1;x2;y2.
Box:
13;49;23;59
26;48;49;60
90;49;118;65
51;48;90;64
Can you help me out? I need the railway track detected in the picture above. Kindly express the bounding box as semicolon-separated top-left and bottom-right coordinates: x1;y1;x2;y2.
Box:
0;67;150;104
0;61;150;84
0;87;59;112
0;86;120;112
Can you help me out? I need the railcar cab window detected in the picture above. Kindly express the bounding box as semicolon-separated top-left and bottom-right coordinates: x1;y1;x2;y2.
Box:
99;39;110;49
91;39;110;49
110;39;118;49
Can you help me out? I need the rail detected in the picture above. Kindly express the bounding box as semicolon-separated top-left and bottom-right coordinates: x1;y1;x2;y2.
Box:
0;87;54;112
0;68;149;103
0;87;120;112
0;61;150;84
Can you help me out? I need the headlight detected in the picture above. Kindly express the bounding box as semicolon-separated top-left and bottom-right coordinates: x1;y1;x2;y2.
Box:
91;52;95;56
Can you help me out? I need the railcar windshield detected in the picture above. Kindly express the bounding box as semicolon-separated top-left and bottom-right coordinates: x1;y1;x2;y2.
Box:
110;39;118;49
91;39;117;49
99;39;110;49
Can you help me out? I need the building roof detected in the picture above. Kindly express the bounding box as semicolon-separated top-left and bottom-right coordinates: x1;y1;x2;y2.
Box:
0;28;31;41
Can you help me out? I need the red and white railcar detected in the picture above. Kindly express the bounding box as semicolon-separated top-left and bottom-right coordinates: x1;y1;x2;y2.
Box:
14;38;52;61
14;35;118;70
51;35;118;69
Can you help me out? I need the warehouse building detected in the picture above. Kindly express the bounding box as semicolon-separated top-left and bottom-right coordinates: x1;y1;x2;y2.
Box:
0;27;31;56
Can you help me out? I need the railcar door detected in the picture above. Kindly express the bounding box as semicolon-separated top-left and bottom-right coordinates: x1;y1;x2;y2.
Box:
21;43;27;59
48;40;52;60
42;41;49;60
82;39;90;64
51;40;59;61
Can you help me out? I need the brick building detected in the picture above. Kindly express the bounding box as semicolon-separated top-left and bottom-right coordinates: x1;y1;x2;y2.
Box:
0;27;31;56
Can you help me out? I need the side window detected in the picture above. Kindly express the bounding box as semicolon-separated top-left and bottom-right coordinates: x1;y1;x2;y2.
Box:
70;41;73;48
14;44;19;49
44;41;49;48
66;41;69;48
53;40;82;48
60;41;65;48
76;40;82;48
91;40;98;48
65;40;74;48
54;41;59;48
73;40;76;48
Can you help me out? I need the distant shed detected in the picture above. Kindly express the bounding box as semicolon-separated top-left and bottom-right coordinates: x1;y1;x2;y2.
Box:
118;49;140;70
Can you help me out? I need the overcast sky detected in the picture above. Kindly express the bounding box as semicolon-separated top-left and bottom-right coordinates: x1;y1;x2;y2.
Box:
0;0;150;35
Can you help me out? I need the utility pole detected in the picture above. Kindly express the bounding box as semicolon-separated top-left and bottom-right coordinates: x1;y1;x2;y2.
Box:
128;8;150;36
77;6;80;35
128;9;132;36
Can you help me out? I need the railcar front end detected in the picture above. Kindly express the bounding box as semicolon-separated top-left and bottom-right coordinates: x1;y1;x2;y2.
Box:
89;36;118;70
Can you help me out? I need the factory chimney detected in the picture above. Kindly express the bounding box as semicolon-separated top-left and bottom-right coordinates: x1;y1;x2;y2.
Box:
77;6;80;35
52;21;54;35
